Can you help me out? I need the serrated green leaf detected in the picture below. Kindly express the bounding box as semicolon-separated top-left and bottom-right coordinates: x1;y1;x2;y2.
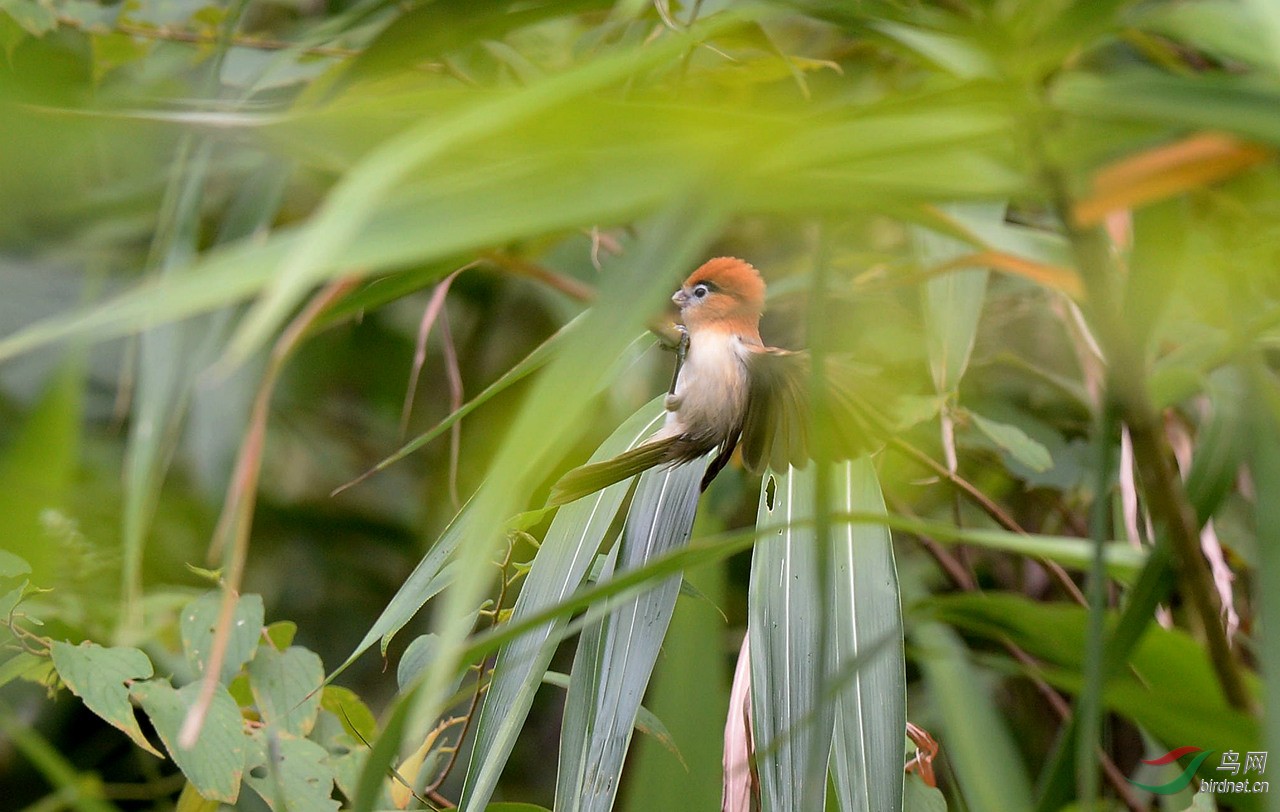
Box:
248;646;324;737
180;591;265;684
244;730;339;812
132;680;246;803
51;640;162;758
969;411;1053;472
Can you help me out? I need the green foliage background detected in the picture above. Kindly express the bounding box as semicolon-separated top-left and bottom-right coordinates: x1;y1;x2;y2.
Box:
1;0;1280;810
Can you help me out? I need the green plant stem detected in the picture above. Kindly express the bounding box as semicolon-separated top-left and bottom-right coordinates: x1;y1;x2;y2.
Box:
1046;177;1251;712
1077;402;1117;810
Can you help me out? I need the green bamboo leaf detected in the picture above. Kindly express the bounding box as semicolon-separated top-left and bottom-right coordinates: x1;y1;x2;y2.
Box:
222;16;739;366
749;465;834;812
327;499;473;685
1130;1;1273;70
910;619;1035;812
368;201;726;806
132;680;247;804
247;646;324;737
51;641;163;758
916;203;1003;394
1245;368;1280;812
459;399;665;810
868;19;996;78
933;592;1261;800
0;356;83;584
180;591;265;684
555;457;705;812
829;459;905;812
1054;70;1280;146
541;670;686;768
968;411;1053;472
903;773;946;812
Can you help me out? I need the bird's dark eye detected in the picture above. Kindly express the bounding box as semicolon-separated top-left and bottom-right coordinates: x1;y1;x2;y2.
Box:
693;284;709;298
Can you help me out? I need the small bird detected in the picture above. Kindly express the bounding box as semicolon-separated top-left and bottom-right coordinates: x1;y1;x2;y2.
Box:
550;257;885;506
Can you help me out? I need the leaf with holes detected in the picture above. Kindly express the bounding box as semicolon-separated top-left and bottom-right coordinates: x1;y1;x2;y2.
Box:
245;730;339;812
51;641;162;757
181;591;264;684
132;680;247;803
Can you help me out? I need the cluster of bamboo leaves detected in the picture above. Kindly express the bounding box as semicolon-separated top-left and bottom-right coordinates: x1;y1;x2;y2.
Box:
2;0;1280;810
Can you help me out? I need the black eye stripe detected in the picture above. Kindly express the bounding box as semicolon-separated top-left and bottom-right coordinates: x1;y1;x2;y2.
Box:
691;280;719;294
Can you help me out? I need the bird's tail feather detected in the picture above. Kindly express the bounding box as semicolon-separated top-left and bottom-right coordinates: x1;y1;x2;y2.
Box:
550;437;678;506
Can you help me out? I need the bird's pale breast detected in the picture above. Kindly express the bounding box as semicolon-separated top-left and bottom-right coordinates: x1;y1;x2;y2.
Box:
664;328;751;447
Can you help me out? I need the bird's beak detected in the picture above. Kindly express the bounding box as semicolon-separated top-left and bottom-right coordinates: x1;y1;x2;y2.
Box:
672;289;689;308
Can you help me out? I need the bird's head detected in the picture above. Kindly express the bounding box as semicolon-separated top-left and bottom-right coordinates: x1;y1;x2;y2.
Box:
672;257;766;334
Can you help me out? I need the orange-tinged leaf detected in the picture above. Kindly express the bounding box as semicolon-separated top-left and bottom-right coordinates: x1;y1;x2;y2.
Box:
939;251;1084;299
1075;132;1271;226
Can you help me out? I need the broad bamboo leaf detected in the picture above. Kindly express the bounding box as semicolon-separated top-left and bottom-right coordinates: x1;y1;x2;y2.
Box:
910;618;1035;812
1054;70;1280;146
554;457;704;812
459;399;666;810
933;592;1262;799
916;203;1003;395
1244;368;1280;812
749;465;834;812
385;201;726;809
829;458;905;812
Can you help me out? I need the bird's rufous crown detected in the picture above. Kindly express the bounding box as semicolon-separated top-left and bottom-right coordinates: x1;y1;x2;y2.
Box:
683;257;766;312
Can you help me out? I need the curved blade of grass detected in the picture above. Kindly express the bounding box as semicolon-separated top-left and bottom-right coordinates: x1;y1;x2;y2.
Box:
458;399;666;810
327;498;473;684
336;316;651;495
829;458;905;812
749;464;834;812
555;457;705;812
909;617;1035;812
222;16;742;367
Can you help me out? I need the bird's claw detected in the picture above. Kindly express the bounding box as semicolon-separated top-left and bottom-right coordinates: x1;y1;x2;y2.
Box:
668;325;689;396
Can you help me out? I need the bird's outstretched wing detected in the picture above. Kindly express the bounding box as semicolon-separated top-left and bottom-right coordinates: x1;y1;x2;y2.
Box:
740;348;890;474
549;436;680;506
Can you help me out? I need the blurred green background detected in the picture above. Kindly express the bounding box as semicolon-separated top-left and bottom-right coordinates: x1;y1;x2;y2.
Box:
2;0;1280;810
